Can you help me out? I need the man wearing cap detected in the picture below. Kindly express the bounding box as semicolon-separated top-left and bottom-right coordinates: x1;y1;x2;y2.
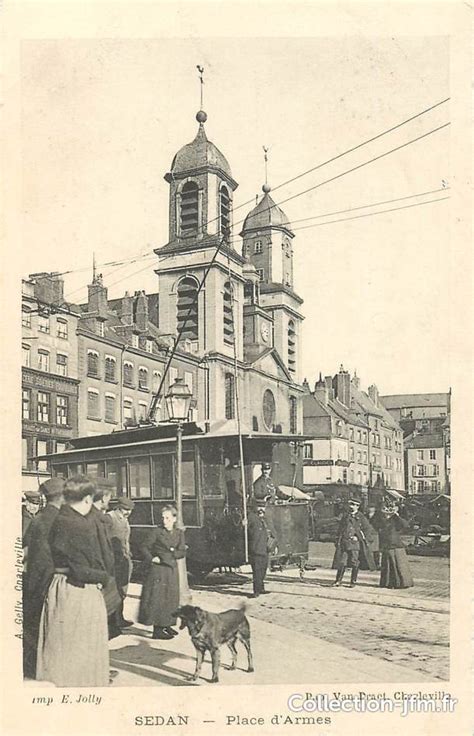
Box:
23;478;64;678
22;491;41;554
252;463;286;503
246;499;277;597
332;498;375;588
107;497;135;628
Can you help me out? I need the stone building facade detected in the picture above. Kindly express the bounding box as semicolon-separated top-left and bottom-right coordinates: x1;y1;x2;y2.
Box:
303;367;404;491
21;274;80;492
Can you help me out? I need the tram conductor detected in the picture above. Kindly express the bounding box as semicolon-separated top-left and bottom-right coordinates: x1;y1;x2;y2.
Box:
252;463;286;503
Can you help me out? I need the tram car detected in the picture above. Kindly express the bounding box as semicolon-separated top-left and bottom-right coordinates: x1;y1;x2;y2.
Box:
44;422;309;579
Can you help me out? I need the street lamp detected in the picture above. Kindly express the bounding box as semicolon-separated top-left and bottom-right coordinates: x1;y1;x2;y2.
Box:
165;377;192;603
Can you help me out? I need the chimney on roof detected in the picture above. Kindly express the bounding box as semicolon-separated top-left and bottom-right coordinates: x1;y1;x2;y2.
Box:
120;291;133;326
333;365;350;408
314;373;329;405
87;272;108;318
351;370;360;390
135;290;148;331
30;272;64;307
302;378;311;393
323;375;335;401
368;384;379;407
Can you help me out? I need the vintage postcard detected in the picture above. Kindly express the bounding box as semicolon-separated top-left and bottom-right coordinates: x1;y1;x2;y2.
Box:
1;1;472;735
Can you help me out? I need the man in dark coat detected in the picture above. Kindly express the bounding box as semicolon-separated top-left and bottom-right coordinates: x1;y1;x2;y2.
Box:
107;497;135;628
90;481;124;638
246;500;276;597
332;498;375;587
252;463;286;503
22;490;41;559
23;478;64;678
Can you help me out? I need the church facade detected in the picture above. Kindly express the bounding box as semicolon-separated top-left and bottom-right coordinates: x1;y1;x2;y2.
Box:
154;107;306;454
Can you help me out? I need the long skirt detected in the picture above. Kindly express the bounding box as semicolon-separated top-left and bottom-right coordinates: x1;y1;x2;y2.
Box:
138;563;178;627
36;574;109;686
380;548;414;589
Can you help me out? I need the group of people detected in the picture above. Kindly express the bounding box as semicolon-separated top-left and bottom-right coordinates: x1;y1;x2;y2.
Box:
332;497;414;589
22;475;186;687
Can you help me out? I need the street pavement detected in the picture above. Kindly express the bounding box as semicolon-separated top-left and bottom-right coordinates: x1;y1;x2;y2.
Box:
109;543;449;687
108;582;436;687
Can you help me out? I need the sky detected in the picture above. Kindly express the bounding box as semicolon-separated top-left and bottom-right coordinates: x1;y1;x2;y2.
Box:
20;36;451;395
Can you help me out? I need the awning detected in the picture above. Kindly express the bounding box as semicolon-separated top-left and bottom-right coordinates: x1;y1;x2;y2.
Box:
385;488;405;500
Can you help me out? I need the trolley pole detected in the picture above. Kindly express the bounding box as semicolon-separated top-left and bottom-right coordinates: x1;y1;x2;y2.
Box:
175;421;191;604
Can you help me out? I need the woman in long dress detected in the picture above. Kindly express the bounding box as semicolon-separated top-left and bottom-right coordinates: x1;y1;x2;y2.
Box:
372;504;414;589
36;476;111;686
138;506;186;640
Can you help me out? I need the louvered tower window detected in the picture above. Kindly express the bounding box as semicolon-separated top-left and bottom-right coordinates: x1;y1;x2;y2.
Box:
225;373;235;420
220;186;231;236
177;276;199;341
223;280;234;345
180;181;199;235
288;319;296;373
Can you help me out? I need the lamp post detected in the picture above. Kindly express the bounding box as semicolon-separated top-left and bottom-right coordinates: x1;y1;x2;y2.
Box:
165;377;192;603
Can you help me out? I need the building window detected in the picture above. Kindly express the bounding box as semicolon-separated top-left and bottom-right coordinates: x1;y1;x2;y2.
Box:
289;396;298;433
180;181;199;235
37;392;50;423
262;388;276;430
417;450;424;460
37;439;49;472
288;320;296;374
38;349;50;372
363;451;368;463
87;390;99;419
123;361;134;387
225;373;235;420
304;444;313;459
57;318;68;339
105;356;116;382
97;321;105;337
169;367;178;385
56;441;67;453
357;430;362;443
152;370;162;393
138;401;147;421
22;438;28;469
132;333;139;348
223;281;234;345
87;350;99;377
56;353;68;376
105;394;116;423
184;371;194;395
220;185;231;236
138;367;149;390
256;268;264;281
38;314;50;333
254;240;263;254
22;344;31;367
146;339;153;354
177;276;199;341
123;398;134;423
336;420;343;437
22;306;32;328
350;447;355;461
357;451;361;462
22;389;31;420
430;449;436;460
56;395;68;426
349;428;354;441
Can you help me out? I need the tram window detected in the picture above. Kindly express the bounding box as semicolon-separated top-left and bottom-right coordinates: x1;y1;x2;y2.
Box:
129;502;153;526
182;453;196;497
129;457;151;498
105;460;126;496
86;462;105;478
54;465;67;479
200;445;224;496
68;463;84;476
152;455;174;500
182;501;199;527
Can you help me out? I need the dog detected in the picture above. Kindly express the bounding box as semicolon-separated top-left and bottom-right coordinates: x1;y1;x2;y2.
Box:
175;602;254;683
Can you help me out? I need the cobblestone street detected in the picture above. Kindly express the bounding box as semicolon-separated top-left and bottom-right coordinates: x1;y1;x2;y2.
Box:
193;543;450;682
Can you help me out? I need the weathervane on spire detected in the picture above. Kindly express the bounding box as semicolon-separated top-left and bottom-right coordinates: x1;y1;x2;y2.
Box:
196;65;207;124
262;145;271;194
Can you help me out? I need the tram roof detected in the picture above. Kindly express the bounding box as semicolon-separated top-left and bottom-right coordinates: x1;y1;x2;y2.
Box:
36;423;314;460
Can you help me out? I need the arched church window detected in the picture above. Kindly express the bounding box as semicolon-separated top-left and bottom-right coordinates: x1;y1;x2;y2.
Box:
180;181;199;235
177;276;199;341
289;396;298;434
288;320;296;373
223;281;234;345
220;185;231;236
225;373;235;420
262;389;276;431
